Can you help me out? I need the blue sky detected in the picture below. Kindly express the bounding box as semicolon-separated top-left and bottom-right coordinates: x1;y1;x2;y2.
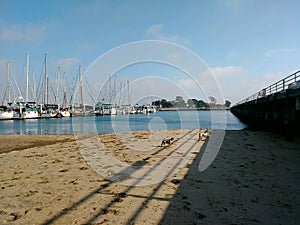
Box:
0;0;299;105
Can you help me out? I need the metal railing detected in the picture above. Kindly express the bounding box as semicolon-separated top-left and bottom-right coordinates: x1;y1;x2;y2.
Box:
235;70;300;105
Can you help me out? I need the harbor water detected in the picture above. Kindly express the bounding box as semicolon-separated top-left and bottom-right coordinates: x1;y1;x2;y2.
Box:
0;110;246;135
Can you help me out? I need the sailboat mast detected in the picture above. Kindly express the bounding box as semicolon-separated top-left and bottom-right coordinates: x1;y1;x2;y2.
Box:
63;72;67;109
32;70;36;102
127;80;130;106
25;53;29;103
70;76;75;107
56;67;60;105
43;53;48;105
46;76;49;105
7;62;11;103
79;66;83;109
108;75;111;103
114;78;116;105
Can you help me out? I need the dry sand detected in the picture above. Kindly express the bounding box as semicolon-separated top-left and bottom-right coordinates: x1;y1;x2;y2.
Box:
0;129;299;224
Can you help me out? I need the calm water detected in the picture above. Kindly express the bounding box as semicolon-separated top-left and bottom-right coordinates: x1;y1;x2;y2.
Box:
0;110;246;135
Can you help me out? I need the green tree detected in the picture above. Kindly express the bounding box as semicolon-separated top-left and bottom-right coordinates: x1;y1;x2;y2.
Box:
152;100;161;107
161;99;173;108
225;100;231;108
197;100;206;108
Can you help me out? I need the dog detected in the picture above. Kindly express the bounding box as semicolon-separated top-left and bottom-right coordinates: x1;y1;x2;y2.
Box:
161;137;174;146
198;129;210;141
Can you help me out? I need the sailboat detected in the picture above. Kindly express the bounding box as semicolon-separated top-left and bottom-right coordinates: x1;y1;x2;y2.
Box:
95;75;118;116
60;110;71;117
36;55;62;118
72;66;95;116
0;106;13;120
41;66;60;118
23;102;39;119
22;53;39;119
60;88;71;117
0;62;14;120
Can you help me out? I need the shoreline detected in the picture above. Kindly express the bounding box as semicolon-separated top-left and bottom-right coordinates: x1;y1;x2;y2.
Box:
158;107;230;111
0;129;299;224
0;128;232;154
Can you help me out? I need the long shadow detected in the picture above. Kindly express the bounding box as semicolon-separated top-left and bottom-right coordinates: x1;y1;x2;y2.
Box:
93;191;172;202
125;130;199;225
42;129;197;225
157;138;210;224
41;160;147;225
85;129;198;224
158;131;300;224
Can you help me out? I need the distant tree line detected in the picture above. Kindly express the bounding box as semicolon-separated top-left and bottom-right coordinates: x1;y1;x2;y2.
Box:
152;96;231;109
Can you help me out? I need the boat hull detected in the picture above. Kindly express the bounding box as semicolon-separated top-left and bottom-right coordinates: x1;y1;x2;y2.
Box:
23;110;39;119
60;111;71;117
0;111;14;120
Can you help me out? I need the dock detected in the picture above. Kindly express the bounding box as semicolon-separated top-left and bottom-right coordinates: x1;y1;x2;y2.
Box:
231;70;300;134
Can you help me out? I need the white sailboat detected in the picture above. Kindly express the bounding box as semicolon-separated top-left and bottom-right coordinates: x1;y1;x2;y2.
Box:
0;106;14;120
110;105;117;115
73;66;95;116
23;53;39;119
0;62;14;120
23;104;39;119
60;81;71;117
60;109;71;117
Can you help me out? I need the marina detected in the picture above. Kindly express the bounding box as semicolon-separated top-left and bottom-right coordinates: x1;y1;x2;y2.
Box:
0;53;160;121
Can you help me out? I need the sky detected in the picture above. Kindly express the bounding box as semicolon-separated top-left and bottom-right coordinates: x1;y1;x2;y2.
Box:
0;0;299;105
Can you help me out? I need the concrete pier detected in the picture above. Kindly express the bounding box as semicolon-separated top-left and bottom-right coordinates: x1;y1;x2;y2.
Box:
231;71;300;135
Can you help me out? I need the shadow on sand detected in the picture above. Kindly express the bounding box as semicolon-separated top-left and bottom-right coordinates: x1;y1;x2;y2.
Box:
41;130;300;224
42;130;200;225
159;130;300;224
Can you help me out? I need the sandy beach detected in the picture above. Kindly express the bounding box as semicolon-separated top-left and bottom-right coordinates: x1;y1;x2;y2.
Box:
0;129;299;224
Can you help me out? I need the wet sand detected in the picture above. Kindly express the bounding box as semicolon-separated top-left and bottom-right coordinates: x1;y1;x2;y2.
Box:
0;130;299;224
